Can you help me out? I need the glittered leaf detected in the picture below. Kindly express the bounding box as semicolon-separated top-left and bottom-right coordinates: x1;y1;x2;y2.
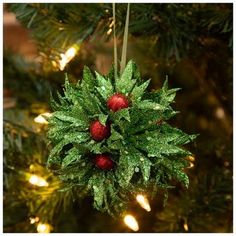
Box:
79;85;102;114
176;171;189;188
87;141;103;154
160;124;198;145
146;142;191;157
48;132;90;163
89;172;105;209
117;151;135;187
95;71;114;100
132;61;142;81
116;60;137;94
81;66;96;89
159;158;189;187
129;147;152;182
107;126;123;141
131;79;150;102
63;75;78;103
98;114;108;126
111;108;130;122
140;158;152;182
53;111;87;127
62;148;82;168
137;100;164;110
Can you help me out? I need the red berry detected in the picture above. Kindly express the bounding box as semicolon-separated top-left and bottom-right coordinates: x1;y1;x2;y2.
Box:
94;154;114;170
90;120;110;141
107;93;129;112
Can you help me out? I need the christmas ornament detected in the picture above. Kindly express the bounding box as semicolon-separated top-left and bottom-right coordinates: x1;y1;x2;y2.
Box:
90;120;111;141
47;60;197;215
94;154;114;170
107;93;129;112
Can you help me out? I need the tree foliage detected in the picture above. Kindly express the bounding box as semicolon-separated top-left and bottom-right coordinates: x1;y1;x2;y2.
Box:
8;3;232;66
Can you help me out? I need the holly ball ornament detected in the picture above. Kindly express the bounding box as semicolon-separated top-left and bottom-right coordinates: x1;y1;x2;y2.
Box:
47;60;197;214
90;120;111;141
94;154;114;170
107;93;129;112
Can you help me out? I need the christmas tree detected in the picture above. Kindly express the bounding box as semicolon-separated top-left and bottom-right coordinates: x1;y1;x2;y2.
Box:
3;3;232;233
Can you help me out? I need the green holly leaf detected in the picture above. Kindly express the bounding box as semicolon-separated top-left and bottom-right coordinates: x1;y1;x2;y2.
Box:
98;113;108;126
116;60;137;94
137;100;165;111
131;79;150;102
146;141;191;157
81;66;96;89
117;151;135;188
88;141;103;154
62;148;82;168
53;111;87;126
108;140;124;151
132;61;142;81
130;147;152;182
89;172;105;209
95;71;114;100
111;108;130;122
63;74;78;103
71;105;89;125
107;126;123;141
49;132;90;162
176;171;189;188
79;85;102;114
160;124;198;145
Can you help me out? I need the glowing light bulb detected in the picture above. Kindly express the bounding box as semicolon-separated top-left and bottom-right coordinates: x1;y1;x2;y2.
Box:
37;223;51;233
29;175;49;187
186;156;195;162
124;214;139;232
59;45;79;71
109;20;114;28
187;162;195;169
136;194;151;212
183;223;189;231
215;107;225;119
30;216;39;224
34;112;52;124
107;28;113;35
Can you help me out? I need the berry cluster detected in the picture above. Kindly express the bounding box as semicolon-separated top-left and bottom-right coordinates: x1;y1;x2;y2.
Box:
90;93;129;170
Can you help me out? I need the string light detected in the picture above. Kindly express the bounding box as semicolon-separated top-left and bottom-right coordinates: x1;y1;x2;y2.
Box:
124;214;139;232
37;223;51;233
59;44;79;71
215;107;225;119
29;174;49;187
34;112;52;124
183;223;189;231
109;20;114;28
187;162;195;169
29;216;39;224
186;156;195;162
107;28;113;35
136;194;151;212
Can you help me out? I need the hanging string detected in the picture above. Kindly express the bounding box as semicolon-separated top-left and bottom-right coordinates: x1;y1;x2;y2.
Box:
112;3;118;80
120;3;130;74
